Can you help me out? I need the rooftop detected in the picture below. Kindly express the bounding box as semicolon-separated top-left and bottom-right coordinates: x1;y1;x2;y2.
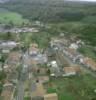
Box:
63;66;81;74
32;83;46;97
8;51;21;63
1;84;14;100
84;57;96;71
44;93;58;100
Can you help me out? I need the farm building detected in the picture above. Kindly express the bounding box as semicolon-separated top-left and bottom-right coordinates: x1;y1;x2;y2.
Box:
63;66;81;76
44;93;58;100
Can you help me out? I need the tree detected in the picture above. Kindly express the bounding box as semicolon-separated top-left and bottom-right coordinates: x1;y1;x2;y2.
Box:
9;21;14;27
5;32;12;40
4;24;12;30
47;69;51;75
0;71;6;82
0;83;3;95
37;69;40;74
0;55;5;69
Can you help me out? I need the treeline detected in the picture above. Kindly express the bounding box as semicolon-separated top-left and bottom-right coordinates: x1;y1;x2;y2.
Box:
1;0;96;22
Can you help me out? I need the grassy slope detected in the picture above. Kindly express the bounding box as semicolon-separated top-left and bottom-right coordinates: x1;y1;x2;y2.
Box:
0;8;29;25
78;46;96;60
44;74;96;100
1;0;96;22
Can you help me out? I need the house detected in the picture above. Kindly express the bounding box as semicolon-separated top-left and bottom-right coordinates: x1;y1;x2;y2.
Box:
46;47;55;57
28;28;38;33
76;40;85;46
29;43;48;64
50;61;61;77
50;38;66;48
50;61;58;68
7;27;39;33
0;41;18;49
4;63;18;73
36;68;47;75
63;66;81;76
44;93;58;100
3;64;10;73
32;83;46;97
1;83;15;100
65;48;82;63
7;51;21;65
35;54;48;64
29;43;39;56
83;57;96;71
50;66;60;77
0;62;3;71
37;76;49;83
2;49;10;54
69;43;79;50
4;51;21;73
28;60;39;72
35;21;41;26
32;96;44;100
24;57;35;67
59;33;65;37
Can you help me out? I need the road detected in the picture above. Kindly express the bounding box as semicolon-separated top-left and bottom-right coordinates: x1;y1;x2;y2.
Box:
28;72;37;99
16;52;29;100
16;50;37;100
55;50;74;67
16;81;24;100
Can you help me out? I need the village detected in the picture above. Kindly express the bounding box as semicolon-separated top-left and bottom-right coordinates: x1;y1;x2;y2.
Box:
0;25;96;100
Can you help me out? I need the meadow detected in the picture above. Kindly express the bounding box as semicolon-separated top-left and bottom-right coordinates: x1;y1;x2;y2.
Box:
0;8;29;25
44;74;96;100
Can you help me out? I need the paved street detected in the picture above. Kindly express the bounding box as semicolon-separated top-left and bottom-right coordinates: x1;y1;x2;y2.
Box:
16;81;24;100
16;50;37;100
16;52;29;100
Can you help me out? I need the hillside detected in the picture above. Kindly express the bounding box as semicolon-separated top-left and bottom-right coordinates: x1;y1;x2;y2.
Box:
1;0;96;22
0;0;96;46
0;8;29;25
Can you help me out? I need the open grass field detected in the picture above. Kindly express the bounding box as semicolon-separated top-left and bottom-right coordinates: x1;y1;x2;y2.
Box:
0;8;29;25
78;46;96;61
44;74;96;100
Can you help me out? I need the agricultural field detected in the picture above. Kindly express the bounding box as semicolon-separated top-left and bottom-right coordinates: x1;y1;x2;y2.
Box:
44;74;96;100
0;8;29;25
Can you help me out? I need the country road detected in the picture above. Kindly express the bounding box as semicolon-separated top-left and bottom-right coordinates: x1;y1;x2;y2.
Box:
16;52;29;100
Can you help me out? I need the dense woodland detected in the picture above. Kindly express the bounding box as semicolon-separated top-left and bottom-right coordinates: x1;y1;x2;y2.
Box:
1;0;96;22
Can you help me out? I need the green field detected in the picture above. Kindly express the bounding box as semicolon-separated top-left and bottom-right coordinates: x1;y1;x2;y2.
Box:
48;21;96;46
0;8;29;25
78;46;96;61
19;31;51;48
44;74;96;100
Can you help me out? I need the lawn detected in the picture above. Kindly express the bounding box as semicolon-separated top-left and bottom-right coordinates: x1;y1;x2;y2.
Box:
24;97;31;100
44;74;96;100
19;32;33;47
0;8;29;25
78;46;96;60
